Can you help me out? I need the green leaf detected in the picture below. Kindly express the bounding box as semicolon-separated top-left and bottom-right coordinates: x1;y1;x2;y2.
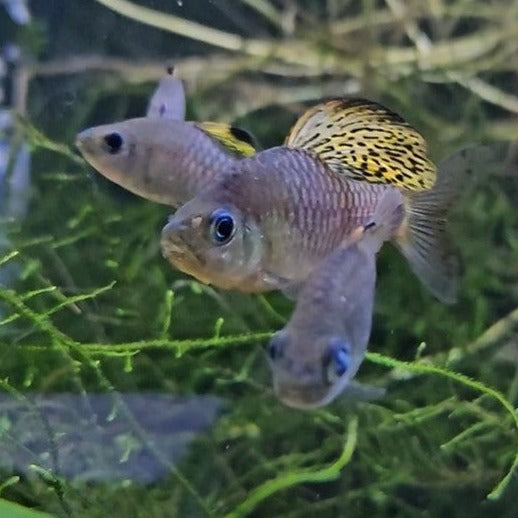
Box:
0;499;58;518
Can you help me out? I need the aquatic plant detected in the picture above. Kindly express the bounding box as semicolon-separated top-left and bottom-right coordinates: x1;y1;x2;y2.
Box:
1;1;518;516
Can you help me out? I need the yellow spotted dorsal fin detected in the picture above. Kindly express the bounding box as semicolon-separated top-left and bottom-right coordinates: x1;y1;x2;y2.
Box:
285;98;436;191
196;122;258;158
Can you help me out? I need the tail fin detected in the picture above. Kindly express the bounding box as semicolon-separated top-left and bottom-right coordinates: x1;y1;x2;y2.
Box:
360;190;405;254
393;144;495;304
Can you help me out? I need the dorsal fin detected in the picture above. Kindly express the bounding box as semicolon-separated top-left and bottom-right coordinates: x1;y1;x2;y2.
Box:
285;98;436;191
147;69;186;120
196;122;258;157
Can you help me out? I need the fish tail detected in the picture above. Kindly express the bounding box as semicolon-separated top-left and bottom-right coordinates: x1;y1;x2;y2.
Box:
360;190;405;253
393;147;481;303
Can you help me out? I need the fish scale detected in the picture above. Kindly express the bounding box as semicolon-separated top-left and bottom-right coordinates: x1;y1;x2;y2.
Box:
209;147;390;280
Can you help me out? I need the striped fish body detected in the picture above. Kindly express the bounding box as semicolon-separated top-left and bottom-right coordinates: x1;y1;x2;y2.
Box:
170;92;474;303
144;92;465;303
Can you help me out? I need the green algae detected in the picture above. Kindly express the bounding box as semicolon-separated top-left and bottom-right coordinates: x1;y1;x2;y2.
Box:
224;417;359;518
2;1;518;517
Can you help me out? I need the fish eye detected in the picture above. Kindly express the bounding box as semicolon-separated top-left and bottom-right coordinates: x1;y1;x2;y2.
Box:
267;332;287;361
103;132;124;154
209;209;236;245
323;338;350;384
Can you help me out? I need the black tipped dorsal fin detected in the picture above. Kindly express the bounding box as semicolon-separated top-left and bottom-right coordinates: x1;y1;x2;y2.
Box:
196;122;258;158
285;98;437;191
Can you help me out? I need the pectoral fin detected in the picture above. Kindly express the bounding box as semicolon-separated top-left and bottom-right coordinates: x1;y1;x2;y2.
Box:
260;271;302;300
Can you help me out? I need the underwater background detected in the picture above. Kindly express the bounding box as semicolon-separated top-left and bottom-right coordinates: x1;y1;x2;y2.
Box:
1;1;518;516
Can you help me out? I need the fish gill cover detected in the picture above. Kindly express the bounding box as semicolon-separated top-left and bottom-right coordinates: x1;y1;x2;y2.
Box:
1;1;518;517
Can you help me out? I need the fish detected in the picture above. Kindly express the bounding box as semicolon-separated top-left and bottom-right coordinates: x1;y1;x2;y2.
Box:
161;98;463;303
75;71;258;207
266;189;404;408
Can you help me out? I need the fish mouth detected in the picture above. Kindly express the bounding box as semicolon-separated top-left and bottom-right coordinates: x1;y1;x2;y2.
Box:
161;219;187;257
75;129;103;166
274;382;331;409
160;235;186;259
75;129;94;154
160;219;206;270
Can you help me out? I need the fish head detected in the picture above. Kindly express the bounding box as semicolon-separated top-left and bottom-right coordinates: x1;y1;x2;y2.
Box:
76;118;197;204
267;329;361;409
77;118;150;186
160;196;264;289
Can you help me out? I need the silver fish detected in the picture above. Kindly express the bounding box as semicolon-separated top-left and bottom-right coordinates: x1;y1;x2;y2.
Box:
76;72;257;206
267;189;405;409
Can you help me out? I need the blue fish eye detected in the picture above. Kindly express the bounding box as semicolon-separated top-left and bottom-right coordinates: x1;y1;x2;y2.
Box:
267;333;286;361
332;347;350;377
209;209;236;245
324;339;351;381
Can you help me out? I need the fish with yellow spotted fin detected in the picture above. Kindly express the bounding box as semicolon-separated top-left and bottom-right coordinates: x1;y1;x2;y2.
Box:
267;189;404;408
76;70;258;207
161;98;464;303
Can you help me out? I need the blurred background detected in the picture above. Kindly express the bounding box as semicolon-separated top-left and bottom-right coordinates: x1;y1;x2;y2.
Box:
1;1;518;517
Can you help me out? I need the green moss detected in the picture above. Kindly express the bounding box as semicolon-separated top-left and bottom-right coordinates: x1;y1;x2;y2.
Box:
2;1;518;516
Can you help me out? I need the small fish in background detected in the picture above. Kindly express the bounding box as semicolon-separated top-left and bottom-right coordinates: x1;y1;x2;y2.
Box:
162;99;466;303
266;190;404;409
76;69;258;207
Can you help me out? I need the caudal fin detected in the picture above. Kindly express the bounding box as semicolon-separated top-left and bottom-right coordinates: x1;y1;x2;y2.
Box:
394;145;496;304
